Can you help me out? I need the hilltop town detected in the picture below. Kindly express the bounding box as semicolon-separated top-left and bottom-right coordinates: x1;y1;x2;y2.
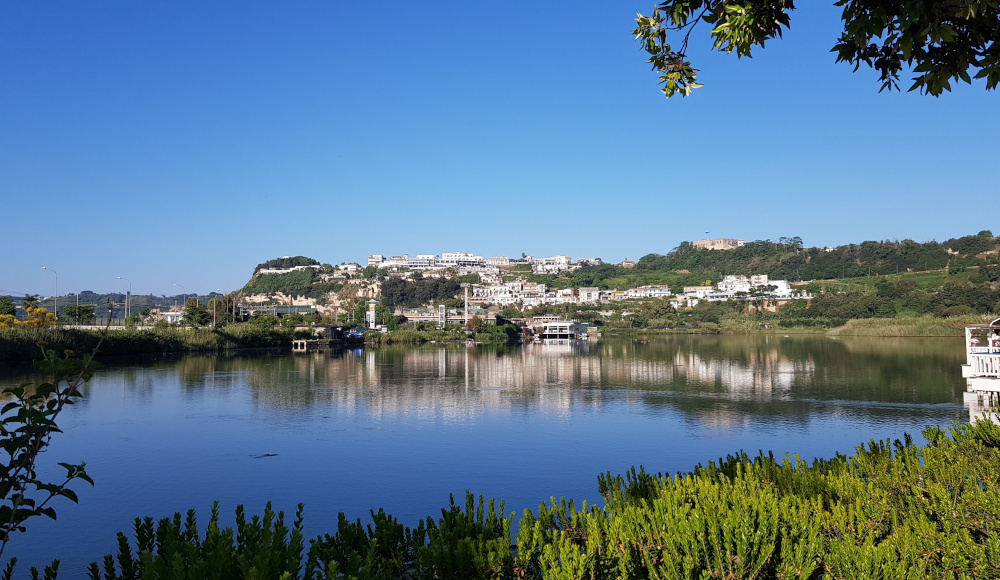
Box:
239;238;811;319
5;232;997;332
224;231;1000;334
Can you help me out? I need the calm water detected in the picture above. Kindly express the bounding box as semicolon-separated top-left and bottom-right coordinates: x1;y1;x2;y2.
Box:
0;335;969;574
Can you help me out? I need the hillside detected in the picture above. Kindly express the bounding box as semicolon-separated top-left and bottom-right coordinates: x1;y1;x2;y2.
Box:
237;233;1000;323
528;231;1000;293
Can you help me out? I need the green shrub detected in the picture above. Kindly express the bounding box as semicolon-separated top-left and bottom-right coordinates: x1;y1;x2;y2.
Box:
40;420;1000;578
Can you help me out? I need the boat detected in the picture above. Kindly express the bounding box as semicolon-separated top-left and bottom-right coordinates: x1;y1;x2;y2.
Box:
962;318;1000;422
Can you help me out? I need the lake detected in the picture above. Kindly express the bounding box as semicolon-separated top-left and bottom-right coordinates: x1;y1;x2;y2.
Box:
0;335;970;574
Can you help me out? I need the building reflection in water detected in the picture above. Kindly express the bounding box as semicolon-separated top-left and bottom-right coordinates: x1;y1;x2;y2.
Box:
163;335;962;429
0;336;960;430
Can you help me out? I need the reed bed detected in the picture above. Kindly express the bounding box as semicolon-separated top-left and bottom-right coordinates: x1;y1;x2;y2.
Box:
827;313;987;337
0;325;293;361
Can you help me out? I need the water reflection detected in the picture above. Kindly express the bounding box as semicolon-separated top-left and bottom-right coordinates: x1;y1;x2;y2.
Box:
0;336;971;575
0;336;967;424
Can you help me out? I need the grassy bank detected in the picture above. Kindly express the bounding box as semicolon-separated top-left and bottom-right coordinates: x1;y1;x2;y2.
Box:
364;328;519;344
85;420;1000;579
599;327;718;337
826;313;985;337
363;329;468;344
0;325;294;362
601;313;989;338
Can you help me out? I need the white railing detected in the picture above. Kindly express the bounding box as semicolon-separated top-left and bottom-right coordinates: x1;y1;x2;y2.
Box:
971;354;1000;377
970;346;1000;354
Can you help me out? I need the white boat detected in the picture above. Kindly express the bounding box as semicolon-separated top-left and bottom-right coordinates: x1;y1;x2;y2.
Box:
962;318;1000;422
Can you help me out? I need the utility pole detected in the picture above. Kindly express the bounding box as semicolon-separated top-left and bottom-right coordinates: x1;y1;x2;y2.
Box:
461;283;470;327
118;276;131;319
41;267;58;320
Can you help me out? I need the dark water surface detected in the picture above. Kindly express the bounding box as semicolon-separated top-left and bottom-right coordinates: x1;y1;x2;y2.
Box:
0;335;968;574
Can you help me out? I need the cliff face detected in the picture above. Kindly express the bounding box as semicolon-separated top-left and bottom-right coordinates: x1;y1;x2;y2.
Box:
242;279;382;316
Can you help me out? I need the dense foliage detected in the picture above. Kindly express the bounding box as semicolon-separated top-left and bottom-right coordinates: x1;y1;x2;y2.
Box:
0;308;56;330
531;232;998;294
634;1;1000;97
253;256;320;274
86;420;1000;579
523;232;1000;331
1;347;99;579
380;277;461;310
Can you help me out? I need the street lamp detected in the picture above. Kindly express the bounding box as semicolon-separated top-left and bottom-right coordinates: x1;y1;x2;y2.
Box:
41;267;58;320
172;283;186;308
117;276;131;319
213;288;222;327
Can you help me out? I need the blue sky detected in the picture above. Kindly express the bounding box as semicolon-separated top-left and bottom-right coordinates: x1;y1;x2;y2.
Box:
2;1;997;297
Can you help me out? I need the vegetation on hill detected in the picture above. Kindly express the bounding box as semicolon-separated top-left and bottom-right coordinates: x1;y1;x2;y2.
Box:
531;231;998;292
253;256;320;274
380;276;462;310
242;268;343;302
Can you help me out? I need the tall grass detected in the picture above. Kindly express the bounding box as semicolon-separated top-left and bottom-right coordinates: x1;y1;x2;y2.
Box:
826;313;987;337
364;329;468;344
0;325;294;362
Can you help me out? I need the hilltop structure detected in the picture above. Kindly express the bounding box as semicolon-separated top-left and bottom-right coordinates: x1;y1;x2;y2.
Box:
692;238;745;250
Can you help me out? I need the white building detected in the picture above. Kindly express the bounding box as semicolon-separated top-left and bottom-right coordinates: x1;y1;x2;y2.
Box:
530;255;575;274
717;275;752;294
578;287;600;303
257;265;320;276
626;285;673;299
439;252;486;268
683;286;716;299
692;238;746;250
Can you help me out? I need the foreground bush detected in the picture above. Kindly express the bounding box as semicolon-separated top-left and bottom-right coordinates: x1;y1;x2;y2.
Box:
84;420;1000;579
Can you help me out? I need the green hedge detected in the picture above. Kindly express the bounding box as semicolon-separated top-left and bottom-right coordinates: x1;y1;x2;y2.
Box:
83;420;1000;579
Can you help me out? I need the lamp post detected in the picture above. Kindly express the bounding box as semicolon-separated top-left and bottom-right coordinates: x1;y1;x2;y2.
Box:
117;276;131;319
41;267;58;321
213;288;222;327
172;283;186;308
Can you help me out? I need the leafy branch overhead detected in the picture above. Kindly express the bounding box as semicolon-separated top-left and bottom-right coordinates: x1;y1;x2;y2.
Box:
634;1;1000;97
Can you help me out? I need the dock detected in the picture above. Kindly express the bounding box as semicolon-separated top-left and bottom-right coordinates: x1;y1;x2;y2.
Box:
962;318;1000;422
